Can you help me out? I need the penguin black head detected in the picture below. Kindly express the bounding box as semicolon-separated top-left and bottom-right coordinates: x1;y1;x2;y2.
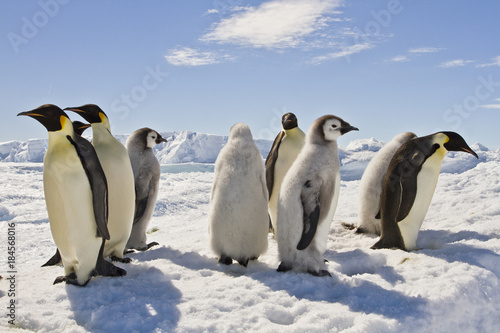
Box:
310;115;358;143
282;113;298;131
72;121;91;136
440;131;478;159
64;104;108;124
17;104;71;132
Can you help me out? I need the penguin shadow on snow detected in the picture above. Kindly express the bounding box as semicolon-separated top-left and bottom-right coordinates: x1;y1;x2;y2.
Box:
251;255;427;320
417;229;500;278
65;264;181;332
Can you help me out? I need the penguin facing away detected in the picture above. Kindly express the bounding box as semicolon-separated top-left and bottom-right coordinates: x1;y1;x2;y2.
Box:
18;105;125;286
277;115;358;276
65;104;135;263
209;123;269;267
357;132;417;235
265;113;305;235
125;128;167;251
372;132;478;251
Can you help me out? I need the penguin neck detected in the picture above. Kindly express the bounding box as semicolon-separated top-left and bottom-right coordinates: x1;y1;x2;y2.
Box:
284;127;305;139
90;123;113;143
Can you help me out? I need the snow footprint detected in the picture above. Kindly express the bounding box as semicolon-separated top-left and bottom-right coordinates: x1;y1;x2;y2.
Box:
266;308;295;326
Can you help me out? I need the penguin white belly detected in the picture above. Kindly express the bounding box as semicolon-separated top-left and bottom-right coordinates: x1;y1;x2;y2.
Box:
95;139;135;258
269;135;304;232
398;151;445;250
43;156;101;284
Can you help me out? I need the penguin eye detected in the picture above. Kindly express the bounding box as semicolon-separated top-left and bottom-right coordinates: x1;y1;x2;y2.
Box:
331;124;337;128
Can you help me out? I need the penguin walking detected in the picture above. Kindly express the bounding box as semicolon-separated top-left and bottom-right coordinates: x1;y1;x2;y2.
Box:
357;132;417;235
125;128;167;251
209;123;269;267
65;104;135;263
18;105;125;286
265;113;305;235
277;115;358;276
372;132;478;251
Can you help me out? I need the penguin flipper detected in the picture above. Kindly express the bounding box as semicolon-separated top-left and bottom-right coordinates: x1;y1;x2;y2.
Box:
66;135;110;240
296;179;321;251
134;196;149;225
265;131;285;197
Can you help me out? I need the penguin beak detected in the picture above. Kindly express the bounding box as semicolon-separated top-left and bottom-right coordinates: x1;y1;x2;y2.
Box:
442;132;478;159
340;126;359;135
156;137;168;144
459;146;478;159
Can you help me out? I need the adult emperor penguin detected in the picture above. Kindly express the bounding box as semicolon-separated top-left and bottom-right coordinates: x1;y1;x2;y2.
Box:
18;105;125;286
357;132;417;235
125;128;167;251
277;115;358;276
72;121;90;136
65;104;135;263
209;123;269;267
372;132;478;251
265;113;305;235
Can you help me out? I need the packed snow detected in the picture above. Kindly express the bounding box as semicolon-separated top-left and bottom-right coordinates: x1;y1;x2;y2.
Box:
0;135;499;332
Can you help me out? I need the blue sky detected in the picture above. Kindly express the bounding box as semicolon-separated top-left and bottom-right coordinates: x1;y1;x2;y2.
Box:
2;0;499;148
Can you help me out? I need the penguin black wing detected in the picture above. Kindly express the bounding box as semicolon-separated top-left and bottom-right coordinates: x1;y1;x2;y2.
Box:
66;135;110;240
383;138;439;223
265;131;285;197
296;178;322;250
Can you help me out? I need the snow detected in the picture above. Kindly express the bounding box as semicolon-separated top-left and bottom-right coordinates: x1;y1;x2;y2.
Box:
0;137;499;332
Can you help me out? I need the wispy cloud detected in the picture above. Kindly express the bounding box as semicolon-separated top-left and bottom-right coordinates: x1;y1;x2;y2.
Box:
408;47;445;54
476;55;500;68
164;47;232;66
439;59;475;68
200;0;343;49
389;55;409;63
310;43;373;64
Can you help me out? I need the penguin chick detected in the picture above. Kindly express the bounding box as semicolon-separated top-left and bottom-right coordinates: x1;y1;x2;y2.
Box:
125;128;167;251
357;132;417;235
277;115;358;277
18;104;125;286
209;123;269;267
65;104;135;263
372;132;478;251
265;113;305;236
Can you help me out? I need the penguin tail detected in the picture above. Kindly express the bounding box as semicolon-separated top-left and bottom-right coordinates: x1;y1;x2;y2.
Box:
41;249;62;267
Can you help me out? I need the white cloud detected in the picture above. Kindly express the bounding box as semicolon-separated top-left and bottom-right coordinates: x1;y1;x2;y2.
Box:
165;47;231;66
408;47;445;54
310;43;373;64
200;0;342;49
204;9;219;15
476;55;500;68
389;55;409;63
480;104;500;109
439;59;474;68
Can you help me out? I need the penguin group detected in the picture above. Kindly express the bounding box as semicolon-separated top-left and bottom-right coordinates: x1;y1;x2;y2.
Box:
18;104;166;286
19;104;478;283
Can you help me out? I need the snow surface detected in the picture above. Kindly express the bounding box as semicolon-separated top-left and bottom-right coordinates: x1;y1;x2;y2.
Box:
0;138;499;332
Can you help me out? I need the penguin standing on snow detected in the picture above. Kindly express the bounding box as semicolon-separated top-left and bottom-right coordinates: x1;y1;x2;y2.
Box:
265;113;305;235
65;104;135;263
125;128;167;251
357;132;417;235
209;123;269;267
372;132;478;251
18;105;125;286
277;115;358;276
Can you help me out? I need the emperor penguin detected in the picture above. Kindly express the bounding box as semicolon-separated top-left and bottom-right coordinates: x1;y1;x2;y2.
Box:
65;104;135;263
357;132;417;235
209;123;269;267
125;128;167;251
72;121;90;136
265;113;305;235
372;132;478;251
277;115;358;276
18;105;125;286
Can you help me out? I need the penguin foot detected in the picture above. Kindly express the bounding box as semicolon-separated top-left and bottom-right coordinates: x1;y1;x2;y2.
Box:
146;241;159;250
53;275;67;285
53;272;87;286
218;255;233;265
237;258;249;267
341;222;357;231
308;269;332;277
277;262;292;273
96;259;127;277
42;249;62;267
111;256;132;264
